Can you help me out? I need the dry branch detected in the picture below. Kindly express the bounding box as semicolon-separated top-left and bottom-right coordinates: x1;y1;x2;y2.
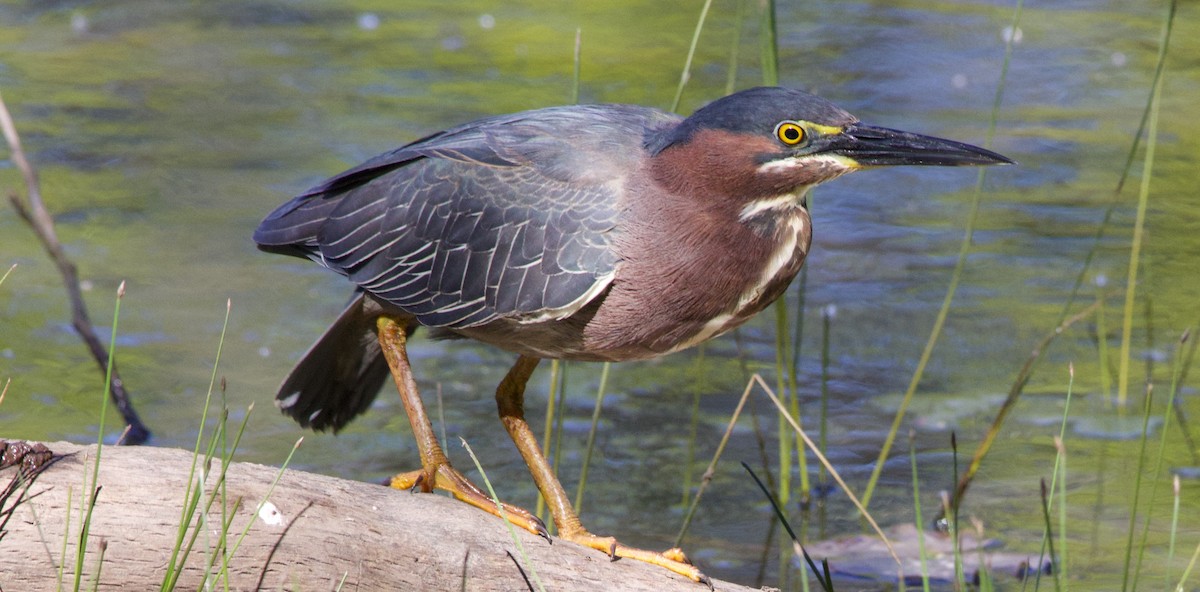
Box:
0;90;150;444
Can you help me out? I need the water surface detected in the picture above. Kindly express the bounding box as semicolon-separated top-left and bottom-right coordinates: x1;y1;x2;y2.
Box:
1;0;1197;588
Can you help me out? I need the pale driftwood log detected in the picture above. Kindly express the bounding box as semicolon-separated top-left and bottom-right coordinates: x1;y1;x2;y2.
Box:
0;441;764;592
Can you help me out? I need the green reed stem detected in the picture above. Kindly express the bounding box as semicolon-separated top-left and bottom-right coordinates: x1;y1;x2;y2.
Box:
1166;475;1181;590
682;346;706;506
862;0;1021;509
1035;364;1074;587
574;362;610;515
1096;287;1113;408
671;0;714;112
909;431;932;592
1119;382;1155;592
537;359;561;523
162;299;233;591
462;438;546;592
75;282;123;592
950;434;963;588
759;0;778;87
1054;0;1175;371
1116;46;1165;410
1057;366;1074;587
1177;537;1200;591
791;267;810;493
223;436;300;575
57;486;72;589
550;362;568;511
1038;478;1062;592
1057;436;1070;592
571;28;581;105
0;263;15;288
774;302;793;505
1132;330;1190;589
675;376;756;548
758;374;898;567
819;306;832;486
945;300;1098;519
724;0;746;95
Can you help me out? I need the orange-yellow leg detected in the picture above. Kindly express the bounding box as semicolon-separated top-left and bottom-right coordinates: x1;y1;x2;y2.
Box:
375;315;547;540
496;355;710;586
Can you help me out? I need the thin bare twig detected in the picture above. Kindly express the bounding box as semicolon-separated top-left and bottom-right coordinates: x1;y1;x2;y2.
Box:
0;90;150;444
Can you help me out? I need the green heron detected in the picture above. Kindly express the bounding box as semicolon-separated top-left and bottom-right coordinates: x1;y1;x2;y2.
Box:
255;86;1011;583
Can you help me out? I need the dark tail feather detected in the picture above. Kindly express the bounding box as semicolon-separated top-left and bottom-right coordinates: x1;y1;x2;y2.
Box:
275;293;391;432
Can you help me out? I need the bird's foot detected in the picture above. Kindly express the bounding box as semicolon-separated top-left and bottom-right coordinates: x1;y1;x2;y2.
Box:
560;530;710;587
389;465;549;540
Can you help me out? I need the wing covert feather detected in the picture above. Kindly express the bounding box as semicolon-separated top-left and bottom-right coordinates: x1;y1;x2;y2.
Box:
254;104;682;328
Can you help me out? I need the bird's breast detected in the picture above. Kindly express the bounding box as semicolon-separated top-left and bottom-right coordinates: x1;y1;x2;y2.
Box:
667;204;811;353
579;194;812;361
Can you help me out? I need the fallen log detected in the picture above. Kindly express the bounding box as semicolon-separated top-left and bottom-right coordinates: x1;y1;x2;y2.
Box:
0;441;762;591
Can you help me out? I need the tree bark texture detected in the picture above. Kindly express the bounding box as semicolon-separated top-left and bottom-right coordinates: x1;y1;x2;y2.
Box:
0;441;763;592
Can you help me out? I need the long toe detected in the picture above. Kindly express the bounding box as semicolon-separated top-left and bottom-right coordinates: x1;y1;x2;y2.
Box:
561;530;709;586
389;464;549;540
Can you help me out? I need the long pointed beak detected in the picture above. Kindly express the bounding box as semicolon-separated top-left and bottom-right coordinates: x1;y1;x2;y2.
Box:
828;123;1014;168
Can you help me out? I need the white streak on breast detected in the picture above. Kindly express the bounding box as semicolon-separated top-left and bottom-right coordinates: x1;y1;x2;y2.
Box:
671;208;809;353
739;192;803;222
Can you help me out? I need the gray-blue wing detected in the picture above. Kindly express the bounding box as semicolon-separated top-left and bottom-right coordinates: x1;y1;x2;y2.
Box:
254;103;680;328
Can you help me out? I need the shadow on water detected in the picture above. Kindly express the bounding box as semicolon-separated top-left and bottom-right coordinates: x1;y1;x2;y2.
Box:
1;0;1198;588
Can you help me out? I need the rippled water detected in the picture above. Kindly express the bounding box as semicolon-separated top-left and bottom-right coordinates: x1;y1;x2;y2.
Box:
1;1;1197;588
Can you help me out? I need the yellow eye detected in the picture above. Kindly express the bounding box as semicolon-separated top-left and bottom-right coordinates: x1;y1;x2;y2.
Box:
775;121;806;146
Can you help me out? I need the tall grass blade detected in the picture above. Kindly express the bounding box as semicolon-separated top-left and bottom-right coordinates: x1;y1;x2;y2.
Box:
742;462;834;592
670;0;714;112
537;359;561;524
571;28;581;105
0;263;15;288
1119;383;1155;592
574;361;609;515
461;438;546;592
950;433;963;588
775;300;794;505
550;361;569;518
57;485;72;590
674;375;756;547
682;347;706;506
1115;11;1169;408
1172;328;1200;464
759;0;778;86
1175;537;1200;590
818;306;834;486
1166;474;1180;589
947;301;1100;513
223;437;302;568
87;539;106;592
755;375;899;571
161;299;233;591
1037;479;1062;592
1052;2;1177;391
74;281;124;591
723;0;746;95
1034;364;1074;588
1131;330;1190;588
1094;285;1113;407
909;431;931;592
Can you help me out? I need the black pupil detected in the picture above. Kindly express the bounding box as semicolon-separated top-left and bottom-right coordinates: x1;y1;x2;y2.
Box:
784;126;800;141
